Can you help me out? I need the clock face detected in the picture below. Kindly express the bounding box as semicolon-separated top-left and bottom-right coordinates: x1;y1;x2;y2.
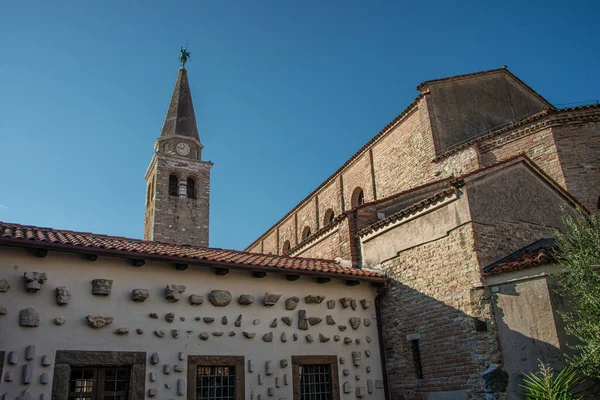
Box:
176;142;191;156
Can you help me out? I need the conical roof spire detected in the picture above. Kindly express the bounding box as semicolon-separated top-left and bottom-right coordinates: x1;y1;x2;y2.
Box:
159;67;200;141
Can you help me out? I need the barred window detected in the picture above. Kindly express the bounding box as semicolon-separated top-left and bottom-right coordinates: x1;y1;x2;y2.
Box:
187;356;244;400
69;367;130;400
292;355;340;400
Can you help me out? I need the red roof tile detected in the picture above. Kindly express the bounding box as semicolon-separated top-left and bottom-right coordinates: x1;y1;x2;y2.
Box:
484;238;555;275
0;221;385;282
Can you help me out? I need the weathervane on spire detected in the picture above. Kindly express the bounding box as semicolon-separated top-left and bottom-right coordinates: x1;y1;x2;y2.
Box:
179;45;191;67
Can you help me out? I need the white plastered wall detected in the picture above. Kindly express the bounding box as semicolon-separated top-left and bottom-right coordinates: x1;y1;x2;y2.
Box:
0;246;385;399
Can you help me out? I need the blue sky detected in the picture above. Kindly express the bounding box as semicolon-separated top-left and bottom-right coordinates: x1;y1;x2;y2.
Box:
1;1;598;250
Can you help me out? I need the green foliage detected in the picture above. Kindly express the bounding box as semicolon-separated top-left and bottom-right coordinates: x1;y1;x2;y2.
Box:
520;362;583;400
554;210;600;379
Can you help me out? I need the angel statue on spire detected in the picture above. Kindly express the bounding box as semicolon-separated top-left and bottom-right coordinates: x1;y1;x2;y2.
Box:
179;47;191;67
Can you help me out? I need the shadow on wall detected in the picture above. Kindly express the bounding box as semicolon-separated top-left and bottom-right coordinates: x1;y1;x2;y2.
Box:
377;278;570;400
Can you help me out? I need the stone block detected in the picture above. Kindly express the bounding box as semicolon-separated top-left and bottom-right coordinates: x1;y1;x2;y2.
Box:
20;308;40;327
209;290;232;306
264;293;282;306
285;296;299;310
131;289;149;302
91;279;112;296
55;286;71;305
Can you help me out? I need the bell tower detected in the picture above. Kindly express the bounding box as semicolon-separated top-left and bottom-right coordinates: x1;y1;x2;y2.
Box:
144;66;212;246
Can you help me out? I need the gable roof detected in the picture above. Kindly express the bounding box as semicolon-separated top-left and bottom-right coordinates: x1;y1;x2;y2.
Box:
0;222;385;282
484;238;555;275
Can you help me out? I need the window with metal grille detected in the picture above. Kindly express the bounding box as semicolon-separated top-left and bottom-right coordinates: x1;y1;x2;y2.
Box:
299;364;333;399
69;366;130;400
195;365;237;399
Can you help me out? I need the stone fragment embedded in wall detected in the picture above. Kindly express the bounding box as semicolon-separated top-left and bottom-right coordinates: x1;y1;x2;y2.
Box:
154;330;165;338
349;317;361;330
306;334;314;343
212;331;223;337
308;317;322;326
0;279;10;292
352;352;361;366
339;357;345;364
281;332;287;342
268;387;274;396
281;317;292;326
54;317;65;325
265;361;274;375
355;375;360;381
209;290;232;306
343;382;351;393
235;314;242;327
284;373;289;386
276;377;280;388
41;355;51;366
367;379;373;394
24;272;47;293
148;388;157;397
26;345;35;360
131;289;149;302
115;328;129;335
350;299;357;310
365;350;371;358
163;365;171;374
338;325;347;331
40;372;49;384
285;296;299;310
326;315;335;325
165;383;171;389
366;366;371;373
304;295;325;304
293;333;298;341
258;374;264;385
319;334;330;343
243;331;255;339
356;386;366;398
136;328;143;334
344;337;352;344
149;372;156;382
177;378;184;396
364;318;371;327
16;389;33;400
339;297;353;309
150;353;160;364
91;279;112;296
165;313;175;323
4;371;13;381
22;364;33;384
355;338;361;344
264;293;282;306
149;313;158;319
263;332;273;342
280;359;288;368
343;369;349;376
482;364;509;395
222;316;228;325
270;318;277;328
253;319;260;325
189;294;204;305
172;329;180;338
180;316;186;321
360;299;371;309
87;315;113;328
238;294;254;305
297;310;309;330
203;317;215;323
9;351;18;364
229;331;236;336
19;308;40;327
0;306;6;315
55;286;71;305
199;332;209;340
334;335;340;342
326;300;335;309
166;284;186;302
365;336;371;343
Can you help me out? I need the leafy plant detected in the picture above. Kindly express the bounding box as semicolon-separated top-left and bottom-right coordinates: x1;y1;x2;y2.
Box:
520;361;583;400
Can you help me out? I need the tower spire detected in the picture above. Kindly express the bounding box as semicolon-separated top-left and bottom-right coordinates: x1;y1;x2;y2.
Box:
159;67;200;141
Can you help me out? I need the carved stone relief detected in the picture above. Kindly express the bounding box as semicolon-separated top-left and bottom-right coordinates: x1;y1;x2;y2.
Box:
150;353;160;364
91;279;112;296
326;300;335;309
24;272;47;293
19;308;40;327
349;317;361;330
166;284;186;302
352;351;361;366
165;313;175;323
87;315;113;328
298;310;308;330
55;286;71;305
22;364;32;384
0;279;10;292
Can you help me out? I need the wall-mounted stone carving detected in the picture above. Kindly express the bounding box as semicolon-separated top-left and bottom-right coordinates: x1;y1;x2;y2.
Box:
163;365;171;374
19;308;40;327
298;310;308;330
147;388;157;397
166;284;186;302
365;350;371;358
326;315;335;325
280;359;288;368
264;293;282;307
356;386;366;397
343;382;351;393
243;331;255;339
326;300;335;309
54;317;65;326
0;279;10;292
165;383;171;389
150;353;160;364
366;336;372;343
304;295;325;304
55;286;70;305
212;332;223;337
136;328;143;335
360;299;371;309
91;279;112;296
203;317;215;323
268;387;274;396
352;352;361;366
9;351;18;364
222;316;228;325
344;337;352;344
281;317;292;326
164;313;175;323
235;314;242;327
199;332;209;341
229;331;236;337
334;335;340;342
265;360;274;375
181;316;186;321
349;317;361;330
40;372;49;384
22;364;32;384
4;371;13;382
351;299;357;310
16;389;33;400
293;333;298;341
269;318;277;328
24;272;47;293
115;328;129;335
87;315;112;328
285;296;299;310
41;355;51;367
319;334;330;343
171;329;180;338
281;332;287;342
209;290;232;306
253;319;260;325
367;379;373;394
0;306;6;315
262;332;273;342
366;366;371;373
343;369;349;376
339;357;345;364
154;330;165;338
258;374;264;385
284;373;289;386
25;345;35;360
189;294;204;305
248;359;254;373
364;318;371;327
355;338;361;345
149;313;158;319
308;317;322;326
238;294;254;305
149;372;156;382
339;297;353;309
131;289;149;302
338;325;347;331
177;378;185;396
305;334;314;343
276;377;280;388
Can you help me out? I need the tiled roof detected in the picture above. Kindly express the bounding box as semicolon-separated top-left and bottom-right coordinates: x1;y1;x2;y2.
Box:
484;238;555;276
0;222;385;282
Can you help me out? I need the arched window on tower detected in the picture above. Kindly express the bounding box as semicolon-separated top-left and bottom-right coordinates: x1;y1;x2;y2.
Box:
351;187;365;207
302;226;311;241
323;209;335;226
187;177;196;199
282;240;291;254
169;174;178;196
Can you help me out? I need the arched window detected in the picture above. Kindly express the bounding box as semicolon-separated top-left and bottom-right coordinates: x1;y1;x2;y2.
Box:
302;226;311;240
351;187;365;207
323;209;335;226
282;240;291;254
168;174;178;196
187;177;196;199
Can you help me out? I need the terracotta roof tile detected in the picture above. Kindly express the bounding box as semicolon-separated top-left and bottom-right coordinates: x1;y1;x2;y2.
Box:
484;238;555;275
0;221;385;282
